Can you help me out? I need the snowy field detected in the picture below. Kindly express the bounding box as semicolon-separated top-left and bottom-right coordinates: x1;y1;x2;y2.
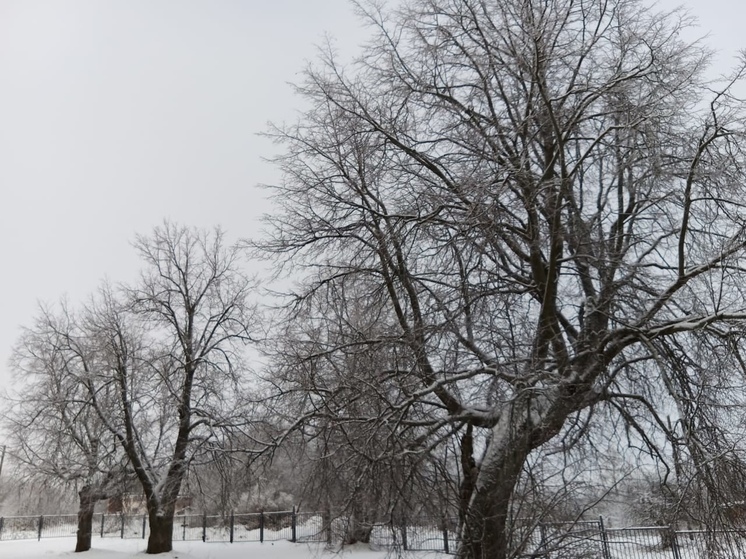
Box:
0;537;443;559
7;519;746;558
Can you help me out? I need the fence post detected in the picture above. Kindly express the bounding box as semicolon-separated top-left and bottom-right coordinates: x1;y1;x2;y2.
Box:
291;506;296;543
182;516;186;541
599;516;612;559
442;521;450;554
101;514;105;538
142;515;146;539
202;512;207;543
229;512;234;544
401;518;408;552
0;517;4;540
38;515;44;541
539;522;547;555
324;508;332;544
670;527;683;559
260;511;264;543
120;514;125;539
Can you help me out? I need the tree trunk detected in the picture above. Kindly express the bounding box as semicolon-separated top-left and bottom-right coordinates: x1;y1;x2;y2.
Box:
345;502;373;544
345;517;373;544
75;485;97;552
142;452;186;553
147;513;174;554
458;395;573;559
459;434;529;559
458;424;478;535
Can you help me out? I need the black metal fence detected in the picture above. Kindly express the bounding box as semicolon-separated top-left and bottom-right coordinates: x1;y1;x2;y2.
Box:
0;511;458;552
0;509;329;544
602;526;746;559
514;519;746;558
4;512;746;557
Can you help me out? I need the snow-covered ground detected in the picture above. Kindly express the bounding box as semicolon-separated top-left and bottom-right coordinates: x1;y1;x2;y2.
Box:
0;537;443;559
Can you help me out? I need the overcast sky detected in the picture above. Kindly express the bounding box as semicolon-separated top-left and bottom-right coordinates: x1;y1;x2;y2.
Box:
0;0;744;392
0;0;369;389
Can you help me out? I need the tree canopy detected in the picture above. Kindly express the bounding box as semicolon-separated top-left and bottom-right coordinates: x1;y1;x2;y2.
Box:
259;0;746;557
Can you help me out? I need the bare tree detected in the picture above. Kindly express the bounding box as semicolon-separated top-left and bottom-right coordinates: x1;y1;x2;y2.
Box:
4;303;128;552
88;223;257;553
8;223;257;554
258;1;746;557
265;280;463;542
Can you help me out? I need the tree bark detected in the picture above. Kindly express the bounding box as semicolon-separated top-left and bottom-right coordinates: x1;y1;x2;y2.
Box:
343;500;373;544
458;428;530;559
147;513;175;554
459;424;478;535
75;485;97;552
458;396;572;559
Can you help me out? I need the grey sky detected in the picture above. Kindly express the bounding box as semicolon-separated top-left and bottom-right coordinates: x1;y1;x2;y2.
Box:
0;0;367;389
0;0;744;391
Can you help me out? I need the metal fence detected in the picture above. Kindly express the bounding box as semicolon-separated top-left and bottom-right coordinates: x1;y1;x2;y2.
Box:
0;510;454;551
5;512;746;557
513;519;746;558
0;511;461;553
0;510;342;545
603;526;746;559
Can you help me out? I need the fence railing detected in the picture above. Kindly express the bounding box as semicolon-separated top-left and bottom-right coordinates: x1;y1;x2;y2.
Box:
0;511;455;551
5;512;746;558
0;509;330;544
513;520;746;559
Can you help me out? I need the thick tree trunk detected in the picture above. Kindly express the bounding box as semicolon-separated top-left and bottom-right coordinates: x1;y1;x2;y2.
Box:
147;513;175;554
344;501;373;544
458;430;530;559
458;396;572;559
141;448;186;553
75;485;97;552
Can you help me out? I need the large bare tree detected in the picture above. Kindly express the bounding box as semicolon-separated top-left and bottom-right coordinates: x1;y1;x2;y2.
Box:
259;0;746;557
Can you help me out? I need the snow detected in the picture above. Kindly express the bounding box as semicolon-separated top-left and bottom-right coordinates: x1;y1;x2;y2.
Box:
0;537;443;559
